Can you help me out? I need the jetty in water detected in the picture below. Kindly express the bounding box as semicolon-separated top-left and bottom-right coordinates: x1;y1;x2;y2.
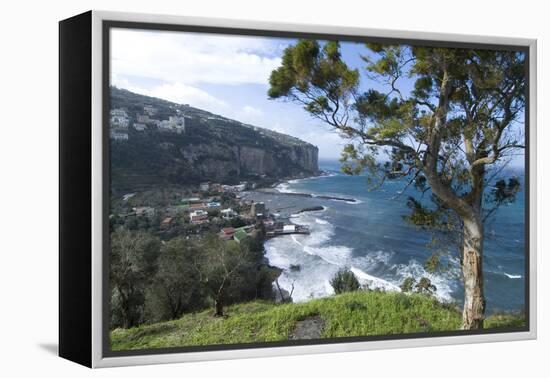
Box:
265;224;310;238
257;188;358;203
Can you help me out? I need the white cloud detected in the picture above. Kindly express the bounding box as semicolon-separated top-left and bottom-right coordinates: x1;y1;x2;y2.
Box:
111;28;283;86
145;83;229;111
241;105;263;117
112;75;230;115
234;105;264;124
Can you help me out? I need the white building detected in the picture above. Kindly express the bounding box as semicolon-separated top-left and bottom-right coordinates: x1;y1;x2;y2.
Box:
283;225;296;232
110;130;128;141
110;108;129;128
190;209;209;224
222;184;246;192
221;208;238;220
158;115;185;133
133;123;146;131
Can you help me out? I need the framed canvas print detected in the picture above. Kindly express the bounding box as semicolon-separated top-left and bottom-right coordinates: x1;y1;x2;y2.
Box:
59;10;537;368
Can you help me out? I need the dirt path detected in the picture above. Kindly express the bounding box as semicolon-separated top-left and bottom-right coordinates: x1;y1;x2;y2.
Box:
290;316;325;340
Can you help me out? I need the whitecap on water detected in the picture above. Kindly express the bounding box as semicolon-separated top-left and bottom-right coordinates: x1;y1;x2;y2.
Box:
266;211;402;302
350;266;401;292
266;208;459;304
276;182;295;193
266;212;351;301
503;273;522;279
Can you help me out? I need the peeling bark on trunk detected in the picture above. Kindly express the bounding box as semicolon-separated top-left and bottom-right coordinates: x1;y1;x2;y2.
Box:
461;217;485;330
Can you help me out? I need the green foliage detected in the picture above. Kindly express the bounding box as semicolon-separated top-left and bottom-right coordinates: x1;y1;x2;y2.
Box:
145;237;205;322
198;235;272;316
400;277;416;293
484;313;526;329
424;252;442;274
330;269;361;294
403;196;439;228
484;177;522;221
110;290;525;350
110;226;276;327
110;228;161;329
268;40;359;122
415;277;437;296
399;277;437;296
226;217;245;228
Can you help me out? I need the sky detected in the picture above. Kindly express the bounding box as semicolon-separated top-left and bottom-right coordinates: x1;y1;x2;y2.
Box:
110;28;368;159
110;28;525;166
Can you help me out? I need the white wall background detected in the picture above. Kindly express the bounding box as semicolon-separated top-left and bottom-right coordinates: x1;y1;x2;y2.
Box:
0;0;547;376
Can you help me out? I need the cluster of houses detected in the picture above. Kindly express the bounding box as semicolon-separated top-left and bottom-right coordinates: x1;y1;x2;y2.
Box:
181;195;247;226
109;105;187;141
125;190;270;240
118;177;309;244
110;108;131;141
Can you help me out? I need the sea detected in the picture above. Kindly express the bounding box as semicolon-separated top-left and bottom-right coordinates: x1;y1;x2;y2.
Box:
242;159;526;314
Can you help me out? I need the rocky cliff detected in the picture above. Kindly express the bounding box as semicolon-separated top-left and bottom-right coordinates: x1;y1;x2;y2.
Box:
109;88;319;191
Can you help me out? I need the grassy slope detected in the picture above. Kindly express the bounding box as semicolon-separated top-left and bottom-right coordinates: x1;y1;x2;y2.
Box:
110;291;525;351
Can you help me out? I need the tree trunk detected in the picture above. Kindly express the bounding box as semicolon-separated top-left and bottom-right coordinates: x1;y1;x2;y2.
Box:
461;217;485;330
214;298;224;317
118;287;130;329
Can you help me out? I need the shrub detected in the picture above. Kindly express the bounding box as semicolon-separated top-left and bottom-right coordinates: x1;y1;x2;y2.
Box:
330;269;360;294
399;277;437;296
415;277;437;296
400;277;416;293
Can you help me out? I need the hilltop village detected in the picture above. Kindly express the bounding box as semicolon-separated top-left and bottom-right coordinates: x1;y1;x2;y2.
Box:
109;104;187;140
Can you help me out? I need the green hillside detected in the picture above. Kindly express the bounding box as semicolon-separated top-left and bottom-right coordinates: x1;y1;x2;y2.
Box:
110;291;524;351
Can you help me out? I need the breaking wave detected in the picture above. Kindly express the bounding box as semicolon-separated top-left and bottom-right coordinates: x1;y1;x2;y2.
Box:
266;209;458;303
266;209;459;303
275;182;296;193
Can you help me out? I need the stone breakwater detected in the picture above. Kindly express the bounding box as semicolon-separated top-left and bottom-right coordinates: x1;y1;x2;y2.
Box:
256;188;358;204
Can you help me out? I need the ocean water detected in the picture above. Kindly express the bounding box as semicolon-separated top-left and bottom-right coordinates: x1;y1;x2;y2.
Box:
244;160;526;313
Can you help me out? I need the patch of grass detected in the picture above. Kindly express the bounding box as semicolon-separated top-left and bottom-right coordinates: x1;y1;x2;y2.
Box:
485;313;526;329
110;291;525;351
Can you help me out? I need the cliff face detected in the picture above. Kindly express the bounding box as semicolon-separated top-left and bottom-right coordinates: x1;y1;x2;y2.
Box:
180;143;319;182
109;88;319;190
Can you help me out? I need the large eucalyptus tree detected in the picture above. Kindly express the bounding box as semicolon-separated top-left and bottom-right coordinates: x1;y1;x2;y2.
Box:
268;40;525;329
